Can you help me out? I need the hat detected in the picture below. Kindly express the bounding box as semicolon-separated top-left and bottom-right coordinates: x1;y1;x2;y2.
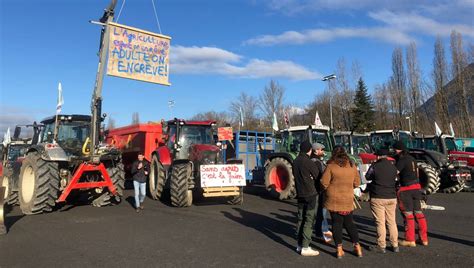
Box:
393;140;406;151
300;140;312;153
312;142;325;150
375;148;389;156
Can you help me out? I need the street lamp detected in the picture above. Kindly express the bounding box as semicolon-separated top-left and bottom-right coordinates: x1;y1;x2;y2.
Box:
405;116;412;133
322;74;337;129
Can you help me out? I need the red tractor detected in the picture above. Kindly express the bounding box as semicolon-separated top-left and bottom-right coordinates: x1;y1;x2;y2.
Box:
107;119;245;207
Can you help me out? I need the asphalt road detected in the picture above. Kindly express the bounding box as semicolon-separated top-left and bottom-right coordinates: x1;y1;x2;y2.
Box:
1;187;473;268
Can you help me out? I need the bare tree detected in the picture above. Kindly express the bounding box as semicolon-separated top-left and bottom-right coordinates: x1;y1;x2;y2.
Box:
230;92;260;130
132;112;140;124
258;80;285;128
433;36;450;132
373;83;390;129
391;47;407;129
190;111;233;127
406;42;422;130
450;30;471;136
306;90;331;127
334;58;355;130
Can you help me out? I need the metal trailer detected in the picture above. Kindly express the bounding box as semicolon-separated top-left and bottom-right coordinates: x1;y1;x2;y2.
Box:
223;131;275;184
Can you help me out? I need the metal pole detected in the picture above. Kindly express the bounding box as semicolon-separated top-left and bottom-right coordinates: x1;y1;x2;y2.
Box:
322;74;336;130
89;0;116;161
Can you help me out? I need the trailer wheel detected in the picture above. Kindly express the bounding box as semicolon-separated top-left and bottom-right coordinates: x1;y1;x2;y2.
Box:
228;187;244;205
264;157;296;200
170;163;193;207
417;162;440;195
2;167;18;206
18;152;60;215
148;155;165;200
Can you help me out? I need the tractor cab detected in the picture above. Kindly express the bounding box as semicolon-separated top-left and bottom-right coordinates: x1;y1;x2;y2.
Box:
370;130;415;152
164;119;219;164
277;125;333;160
39;115;91;157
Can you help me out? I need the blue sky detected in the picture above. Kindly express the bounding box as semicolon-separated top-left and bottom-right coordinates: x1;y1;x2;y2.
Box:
1;0;473;133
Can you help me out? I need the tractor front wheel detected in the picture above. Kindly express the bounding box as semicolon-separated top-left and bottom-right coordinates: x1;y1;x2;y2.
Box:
264;157;296;200
170;163;193;207
148;155;166;200
18;152;60;215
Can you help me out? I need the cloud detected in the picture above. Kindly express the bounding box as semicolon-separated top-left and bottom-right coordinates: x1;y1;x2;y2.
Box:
245;27;414;46
245;9;474;46
171;45;320;80
369;10;474;39
0;107;36;138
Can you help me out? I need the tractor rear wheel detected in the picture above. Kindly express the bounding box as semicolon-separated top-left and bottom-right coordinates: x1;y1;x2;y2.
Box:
2;166;18;206
148;155;165;200
18;152;60;215
170;163;193;207
417;162;440;195
264;157;296;200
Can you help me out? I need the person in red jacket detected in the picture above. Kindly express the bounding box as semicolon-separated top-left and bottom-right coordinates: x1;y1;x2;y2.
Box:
393;141;428;247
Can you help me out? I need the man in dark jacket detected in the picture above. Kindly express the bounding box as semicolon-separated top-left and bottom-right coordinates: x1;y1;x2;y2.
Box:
131;153;150;212
366;148;399;253
393;141;428;247
293;140;320;256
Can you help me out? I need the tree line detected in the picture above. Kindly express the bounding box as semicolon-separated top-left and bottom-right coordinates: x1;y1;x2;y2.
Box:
191;30;474;137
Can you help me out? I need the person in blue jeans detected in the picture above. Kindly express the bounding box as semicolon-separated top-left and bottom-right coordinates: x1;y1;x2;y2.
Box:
311;143;332;243
131;153;149;213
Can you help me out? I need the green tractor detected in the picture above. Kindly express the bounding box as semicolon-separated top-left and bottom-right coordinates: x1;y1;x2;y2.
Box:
263;125;334;200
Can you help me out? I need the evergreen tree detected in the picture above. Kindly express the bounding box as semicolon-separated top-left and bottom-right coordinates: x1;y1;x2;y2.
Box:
351;78;375;132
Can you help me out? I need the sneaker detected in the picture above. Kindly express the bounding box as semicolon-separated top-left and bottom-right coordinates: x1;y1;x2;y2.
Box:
369;245;386;254
399;240;416;247
296;245;302;253
136;208;140;213
301;247;320;257
140;203;144;210
392;246;400;253
417;240;429;246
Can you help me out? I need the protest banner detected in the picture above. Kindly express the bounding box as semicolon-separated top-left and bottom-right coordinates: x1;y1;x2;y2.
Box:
200;164;246;187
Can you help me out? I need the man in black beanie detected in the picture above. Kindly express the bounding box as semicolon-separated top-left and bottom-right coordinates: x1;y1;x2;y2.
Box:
293;140;320;256
393;140;428;247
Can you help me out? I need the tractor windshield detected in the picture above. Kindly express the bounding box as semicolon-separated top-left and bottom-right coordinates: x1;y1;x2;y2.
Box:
281;130;306;153
445;138;458;152
7;144;28;161
42;121;90;147
371;133;394;150
352;135;372;153
312;130;330;151
179;125;214;147
422;138;439;151
335;135;351;153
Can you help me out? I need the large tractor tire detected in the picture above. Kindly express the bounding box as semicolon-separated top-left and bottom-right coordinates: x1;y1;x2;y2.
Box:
170;163;193;207
417;162;440;195
18;152;60;215
148;154;166;200
264;157;296;200
2;166;18;206
228;186;244;205
441;180;466;194
93;161;126;207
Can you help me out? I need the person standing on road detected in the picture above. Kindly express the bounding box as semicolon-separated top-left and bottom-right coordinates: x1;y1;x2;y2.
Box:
393;141;428;247
131;152;149;213
366;148;399;253
311;142;332;244
293;140;321;257
321;146;362;259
